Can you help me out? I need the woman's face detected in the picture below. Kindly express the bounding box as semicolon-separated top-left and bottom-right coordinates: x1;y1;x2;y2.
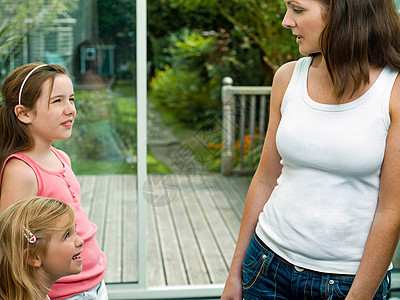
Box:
282;0;327;56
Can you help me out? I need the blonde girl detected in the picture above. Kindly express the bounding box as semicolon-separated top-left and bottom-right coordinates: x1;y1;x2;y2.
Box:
0;196;83;300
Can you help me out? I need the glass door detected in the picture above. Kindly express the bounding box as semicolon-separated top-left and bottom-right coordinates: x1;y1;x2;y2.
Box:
58;0;140;288
0;0;140;293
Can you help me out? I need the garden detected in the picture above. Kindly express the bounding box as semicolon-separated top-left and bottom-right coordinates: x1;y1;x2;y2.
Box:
145;0;300;173
53;0;302;175
0;0;303;175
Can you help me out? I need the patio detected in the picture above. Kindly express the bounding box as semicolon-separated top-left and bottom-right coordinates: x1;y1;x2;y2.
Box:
77;173;251;286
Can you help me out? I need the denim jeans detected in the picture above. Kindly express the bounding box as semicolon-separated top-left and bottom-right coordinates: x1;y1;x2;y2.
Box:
63;280;108;300
242;234;391;300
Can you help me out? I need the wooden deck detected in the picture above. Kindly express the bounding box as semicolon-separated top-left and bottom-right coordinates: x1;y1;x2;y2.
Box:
77;174;251;286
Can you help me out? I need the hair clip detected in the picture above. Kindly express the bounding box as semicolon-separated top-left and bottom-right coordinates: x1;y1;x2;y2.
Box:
23;227;36;244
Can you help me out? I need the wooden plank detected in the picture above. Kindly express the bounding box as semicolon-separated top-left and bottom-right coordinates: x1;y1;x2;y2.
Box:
161;174;210;285
78;174;251;287
175;174;228;284
200;174;241;240
76;175;86;191
189;175;236;268
78;175;96;216
122;175;138;282
231;176;251;199
213;175;246;220
103;175;123;283
147;203;166;286
88;175;109;247
147;175;187;285
78;175;124;283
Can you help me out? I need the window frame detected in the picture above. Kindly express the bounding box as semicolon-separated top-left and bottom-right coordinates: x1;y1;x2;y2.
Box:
105;1;225;298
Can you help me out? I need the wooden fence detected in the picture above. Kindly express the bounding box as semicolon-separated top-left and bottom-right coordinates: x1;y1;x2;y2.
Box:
221;77;272;175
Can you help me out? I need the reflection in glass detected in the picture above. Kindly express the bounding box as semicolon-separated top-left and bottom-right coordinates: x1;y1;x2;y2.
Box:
0;0;138;284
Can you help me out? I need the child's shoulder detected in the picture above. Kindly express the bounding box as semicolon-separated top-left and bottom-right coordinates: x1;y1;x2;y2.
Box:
2;157;35;177
1;158;37;209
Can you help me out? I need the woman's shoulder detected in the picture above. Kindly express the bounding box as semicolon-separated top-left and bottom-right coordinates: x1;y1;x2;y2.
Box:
271;60;300;102
274;61;298;85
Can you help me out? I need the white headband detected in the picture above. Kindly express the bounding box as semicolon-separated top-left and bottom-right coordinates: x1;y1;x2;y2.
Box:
18;64;48;105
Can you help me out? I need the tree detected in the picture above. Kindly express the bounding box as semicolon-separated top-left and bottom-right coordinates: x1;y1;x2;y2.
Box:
0;0;78;31
0;0;78;30
0;0;79;63
169;0;300;73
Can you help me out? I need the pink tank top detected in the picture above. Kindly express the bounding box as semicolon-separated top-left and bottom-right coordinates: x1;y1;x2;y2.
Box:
0;147;107;299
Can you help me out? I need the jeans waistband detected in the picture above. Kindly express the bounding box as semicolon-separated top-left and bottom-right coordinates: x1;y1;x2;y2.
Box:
253;233;354;278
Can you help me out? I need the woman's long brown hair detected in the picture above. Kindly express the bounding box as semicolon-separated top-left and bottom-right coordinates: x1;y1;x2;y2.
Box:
319;0;400;99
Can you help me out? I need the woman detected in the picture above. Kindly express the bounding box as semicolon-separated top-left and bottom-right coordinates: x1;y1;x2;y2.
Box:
221;0;400;299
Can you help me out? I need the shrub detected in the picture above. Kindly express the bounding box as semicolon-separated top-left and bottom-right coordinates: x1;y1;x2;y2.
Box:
149;65;220;123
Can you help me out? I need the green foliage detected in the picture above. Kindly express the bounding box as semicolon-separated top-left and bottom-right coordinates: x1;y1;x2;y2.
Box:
97;0;136;70
149;29;226;124
0;24;23;53
169;0;300;72
172;32;218;59
0;0;79;76
148;0;232;74
208;27;272;86
148;0;229;39
110;97;137;154
149;24;272;126
0;24;25;68
149;66;220;123
169;29;219;77
147;1;294;173
0;0;78;31
71;154;169;175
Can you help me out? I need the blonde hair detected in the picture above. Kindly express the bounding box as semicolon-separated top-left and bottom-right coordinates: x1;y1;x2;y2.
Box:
0;197;74;300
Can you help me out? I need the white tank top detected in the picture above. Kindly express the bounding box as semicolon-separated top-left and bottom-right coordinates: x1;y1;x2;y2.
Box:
256;57;398;274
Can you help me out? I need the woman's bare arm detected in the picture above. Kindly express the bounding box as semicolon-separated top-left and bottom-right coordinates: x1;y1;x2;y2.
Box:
221;61;296;300
346;75;400;299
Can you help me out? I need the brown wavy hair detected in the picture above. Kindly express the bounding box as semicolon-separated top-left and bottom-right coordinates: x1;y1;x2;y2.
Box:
0;63;66;169
0;197;74;300
318;0;400;99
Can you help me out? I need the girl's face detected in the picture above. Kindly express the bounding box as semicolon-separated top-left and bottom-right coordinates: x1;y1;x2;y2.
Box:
282;0;327;56
27;74;76;145
38;215;84;282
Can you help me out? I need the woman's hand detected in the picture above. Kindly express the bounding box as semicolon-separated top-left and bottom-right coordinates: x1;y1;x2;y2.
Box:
220;273;243;300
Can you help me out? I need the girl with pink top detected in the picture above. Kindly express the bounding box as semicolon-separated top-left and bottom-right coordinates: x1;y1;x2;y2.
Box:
0;63;107;299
